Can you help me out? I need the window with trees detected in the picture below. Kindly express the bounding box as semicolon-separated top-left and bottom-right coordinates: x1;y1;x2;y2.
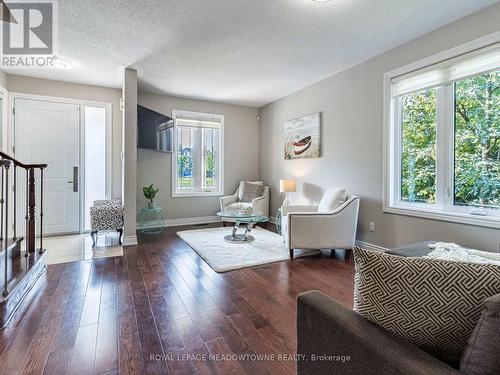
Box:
172;110;224;197
385;41;500;227
454;73;499;210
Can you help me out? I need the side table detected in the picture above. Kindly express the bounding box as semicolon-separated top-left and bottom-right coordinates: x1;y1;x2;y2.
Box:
139;207;165;234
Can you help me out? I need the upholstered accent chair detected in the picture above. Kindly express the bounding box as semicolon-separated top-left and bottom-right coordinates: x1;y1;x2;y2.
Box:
281;188;360;259
219;181;269;224
90;199;124;247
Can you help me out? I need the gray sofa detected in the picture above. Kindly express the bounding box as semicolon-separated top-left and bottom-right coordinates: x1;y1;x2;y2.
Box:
297;291;460;375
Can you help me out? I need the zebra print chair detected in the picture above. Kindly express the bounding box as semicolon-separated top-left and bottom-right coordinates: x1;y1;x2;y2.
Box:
90;199;124;247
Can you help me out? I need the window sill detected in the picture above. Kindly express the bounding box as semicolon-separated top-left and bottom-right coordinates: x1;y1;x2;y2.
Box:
172;191;223;198
383;204;500;229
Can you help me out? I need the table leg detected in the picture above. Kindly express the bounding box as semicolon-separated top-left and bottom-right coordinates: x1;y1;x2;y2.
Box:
231;222;240;240
224;221;255;243
243;222;254;240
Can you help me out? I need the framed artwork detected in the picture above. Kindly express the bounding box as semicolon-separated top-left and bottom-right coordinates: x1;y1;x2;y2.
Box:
284;112;321;159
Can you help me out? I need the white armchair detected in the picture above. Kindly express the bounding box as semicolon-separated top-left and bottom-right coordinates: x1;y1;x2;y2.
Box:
220;181;269;224
281;188;360;259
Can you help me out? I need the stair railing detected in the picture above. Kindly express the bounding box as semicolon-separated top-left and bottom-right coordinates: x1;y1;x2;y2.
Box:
0;152;47;296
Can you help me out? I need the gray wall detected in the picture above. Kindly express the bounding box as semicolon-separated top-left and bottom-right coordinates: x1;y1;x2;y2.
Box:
4;75;260;224
259;4;500;252
137;93;259;220
6;75;123;199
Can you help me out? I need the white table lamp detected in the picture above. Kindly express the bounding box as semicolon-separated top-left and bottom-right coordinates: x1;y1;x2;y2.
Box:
280;179;296;205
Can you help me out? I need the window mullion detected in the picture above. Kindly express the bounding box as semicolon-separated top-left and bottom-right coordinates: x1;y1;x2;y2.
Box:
193;127;202;191
174;123;180;194
201;128;206;191
442;84;455;212
435;86;446;210
215;129;221;192
395;96;403;205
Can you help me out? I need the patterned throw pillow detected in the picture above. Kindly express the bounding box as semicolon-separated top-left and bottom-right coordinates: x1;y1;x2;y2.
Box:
353;247;500;365
239;181;265;203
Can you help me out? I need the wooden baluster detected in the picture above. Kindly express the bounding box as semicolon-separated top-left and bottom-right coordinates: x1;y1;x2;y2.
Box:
38;168;44;254
25;169;29;257
3;162;9;296
28;168;35;253
13;165;16;241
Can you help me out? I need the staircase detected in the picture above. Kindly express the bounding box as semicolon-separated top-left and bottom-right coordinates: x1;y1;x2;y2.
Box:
0;152;47;328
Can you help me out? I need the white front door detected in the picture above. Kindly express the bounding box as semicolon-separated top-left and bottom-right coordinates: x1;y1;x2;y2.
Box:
14;98;80;235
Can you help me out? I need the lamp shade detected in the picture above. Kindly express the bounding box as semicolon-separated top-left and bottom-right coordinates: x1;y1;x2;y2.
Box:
279;179;296;193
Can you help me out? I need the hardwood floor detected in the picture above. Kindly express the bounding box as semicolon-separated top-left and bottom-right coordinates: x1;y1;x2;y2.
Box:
0;224;355;374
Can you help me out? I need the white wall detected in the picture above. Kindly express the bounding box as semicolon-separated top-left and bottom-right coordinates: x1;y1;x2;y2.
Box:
0;70;7;89
259;3;500;252
6;75;123;198
122;69;138;244
137;93;259;220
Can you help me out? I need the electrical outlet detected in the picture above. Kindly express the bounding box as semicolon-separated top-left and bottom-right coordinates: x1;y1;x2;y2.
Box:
369;221;375;232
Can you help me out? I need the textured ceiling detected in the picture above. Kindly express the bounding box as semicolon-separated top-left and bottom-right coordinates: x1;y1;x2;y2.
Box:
3;0;499;107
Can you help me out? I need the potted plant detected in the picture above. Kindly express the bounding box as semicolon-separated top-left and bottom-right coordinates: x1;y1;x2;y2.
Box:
143;184;160;209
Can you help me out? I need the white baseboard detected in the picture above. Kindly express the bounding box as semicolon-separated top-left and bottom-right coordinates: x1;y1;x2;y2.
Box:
164;216;220;227
136;215;220;230
355;240;388;252
122;235;138;246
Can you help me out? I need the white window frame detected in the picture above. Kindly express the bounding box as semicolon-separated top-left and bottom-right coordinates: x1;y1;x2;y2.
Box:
171;109;224;197
383;31;500;229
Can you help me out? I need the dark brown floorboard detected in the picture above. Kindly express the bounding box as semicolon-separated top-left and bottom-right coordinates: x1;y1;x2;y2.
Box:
0;223;354;374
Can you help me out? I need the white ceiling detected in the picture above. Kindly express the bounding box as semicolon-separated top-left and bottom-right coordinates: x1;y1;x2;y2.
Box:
3;0;499;107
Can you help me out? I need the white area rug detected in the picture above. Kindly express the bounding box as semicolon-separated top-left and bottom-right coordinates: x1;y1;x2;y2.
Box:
177;227;319;272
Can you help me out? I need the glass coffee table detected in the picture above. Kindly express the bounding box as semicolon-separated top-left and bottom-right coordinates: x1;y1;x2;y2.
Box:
217;211;269;243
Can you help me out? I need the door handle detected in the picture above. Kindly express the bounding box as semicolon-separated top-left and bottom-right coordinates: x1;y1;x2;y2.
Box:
67;166;78;192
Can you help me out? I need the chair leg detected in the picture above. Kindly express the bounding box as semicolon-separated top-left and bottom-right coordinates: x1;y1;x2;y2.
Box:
90;230;97;248
289;249;294;259
331;249;352;260
117;228;123;245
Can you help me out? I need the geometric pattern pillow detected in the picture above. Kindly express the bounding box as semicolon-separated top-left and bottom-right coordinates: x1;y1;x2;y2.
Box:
353;247;500;366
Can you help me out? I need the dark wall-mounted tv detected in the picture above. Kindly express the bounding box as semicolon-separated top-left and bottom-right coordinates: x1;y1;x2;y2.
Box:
137;105;174;153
